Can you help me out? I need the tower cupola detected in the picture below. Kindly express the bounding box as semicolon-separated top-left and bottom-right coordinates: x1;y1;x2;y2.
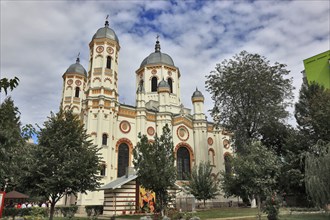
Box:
92;18;119;42
63;56;87;77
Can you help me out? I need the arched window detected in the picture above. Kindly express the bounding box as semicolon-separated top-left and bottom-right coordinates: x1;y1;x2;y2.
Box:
75;87;80;98
106;56;111;69
117;143;129;177
100;163;106;176
167;78;173;93
208;149;215;166
102;134;108;146
224;153;232;174
177;147;190;180
151;77;158;92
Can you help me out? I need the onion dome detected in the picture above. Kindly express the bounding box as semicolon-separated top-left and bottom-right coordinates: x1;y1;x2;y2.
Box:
157;78;170;93
191;88;204;102
140;39;174;68
92;19;119;43
64;57;87;77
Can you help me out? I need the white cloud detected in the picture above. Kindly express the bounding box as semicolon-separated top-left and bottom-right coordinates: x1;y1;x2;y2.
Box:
1;0;329;128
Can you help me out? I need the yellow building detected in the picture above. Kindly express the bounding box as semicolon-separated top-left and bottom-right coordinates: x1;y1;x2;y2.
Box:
60;19;233;214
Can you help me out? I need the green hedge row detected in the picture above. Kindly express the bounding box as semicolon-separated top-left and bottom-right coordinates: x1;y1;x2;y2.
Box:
3;207;48;218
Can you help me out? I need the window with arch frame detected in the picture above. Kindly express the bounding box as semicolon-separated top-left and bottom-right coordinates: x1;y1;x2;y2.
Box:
177;147;190;180
106;56;112;69
151;77;158;92
102;134;108;146
167;78;173;93
75;87;80;98
117;143;129;177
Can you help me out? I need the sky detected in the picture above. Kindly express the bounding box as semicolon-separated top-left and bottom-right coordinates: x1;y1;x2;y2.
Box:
1;0;329;130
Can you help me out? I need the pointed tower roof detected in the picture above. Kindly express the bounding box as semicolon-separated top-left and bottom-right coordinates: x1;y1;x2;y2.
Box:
140;36;174;68
92;17;119;42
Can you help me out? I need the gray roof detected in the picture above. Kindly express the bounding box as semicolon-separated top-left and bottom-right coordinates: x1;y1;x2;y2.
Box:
92;21;119;42
158;79;170;88
192;88;204;98
64;58;87;77
140;40;174;68
99;173;138;190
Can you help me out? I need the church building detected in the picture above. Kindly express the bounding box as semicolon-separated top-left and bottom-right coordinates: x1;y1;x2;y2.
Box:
59;19;233;214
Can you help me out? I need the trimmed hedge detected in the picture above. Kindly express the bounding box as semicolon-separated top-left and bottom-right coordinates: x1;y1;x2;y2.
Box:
3;207;48;218
56;205;78;219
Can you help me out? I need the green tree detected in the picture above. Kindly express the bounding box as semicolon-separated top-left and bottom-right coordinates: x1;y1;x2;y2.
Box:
23;109;101;220
295;82;330;143
0;97;25;190
133;124;176;215
184;161;220;207
206;51;293;151
305;141;330;211
220;142;281;219
0;77;19;95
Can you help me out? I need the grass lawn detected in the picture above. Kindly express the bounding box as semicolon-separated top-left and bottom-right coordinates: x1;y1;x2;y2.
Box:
52;208;329;220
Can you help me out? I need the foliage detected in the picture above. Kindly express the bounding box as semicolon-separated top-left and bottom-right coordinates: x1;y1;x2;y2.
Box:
57;205;78;219
206;51;293;151
3;207;48;219
0;76;19;95
184;161;220;207
262;194;280;220
0;97;26;190
220;142;281;217
305;141;330;211
133;124;176;215
22;109;102;220
295;82;330;144
85;205;103;219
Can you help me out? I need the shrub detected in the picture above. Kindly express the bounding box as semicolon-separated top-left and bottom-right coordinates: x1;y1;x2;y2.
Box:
57;205;78;219
263;195;280;220
85;205;103;219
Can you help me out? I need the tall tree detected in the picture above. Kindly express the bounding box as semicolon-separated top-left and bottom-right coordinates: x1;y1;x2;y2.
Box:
0;97;25;190
184;161;220;207
133;124;176;216
295;82;330;143
23;109;101;220
305;141;330;212
220;142;281;219
206;51;293;151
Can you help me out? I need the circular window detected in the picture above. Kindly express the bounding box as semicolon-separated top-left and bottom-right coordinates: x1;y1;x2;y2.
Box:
177;126;189;141
223;139;230;149
151;69;157;74
208;137;213;145
147;127;155;136
75;80;81;86
119;121;131;134
67;79;73;85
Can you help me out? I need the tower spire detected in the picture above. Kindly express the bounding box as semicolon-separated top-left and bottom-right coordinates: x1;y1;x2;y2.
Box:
105;14;109;27
76;52;80;63
155;34;161;52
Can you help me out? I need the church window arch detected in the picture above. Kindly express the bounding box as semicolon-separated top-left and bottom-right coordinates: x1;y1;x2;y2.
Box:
106;56;112;69
224;152;232;174
151;77;158;92
167;78;173;93
117;143;129;177
75;87;80;98
100;162;106;176
177;147;191;180
102;133;108;146
208;148;215;166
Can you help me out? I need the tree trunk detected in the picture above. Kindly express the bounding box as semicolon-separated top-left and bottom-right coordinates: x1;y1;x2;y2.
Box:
257;195;261;220
203;199;206;208
49;201;56;220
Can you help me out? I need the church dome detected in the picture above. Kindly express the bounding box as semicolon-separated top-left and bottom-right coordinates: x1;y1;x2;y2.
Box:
140;40;174;68
64;58;87;77
157;78;170;93
92;20;119;42
192;88;204;98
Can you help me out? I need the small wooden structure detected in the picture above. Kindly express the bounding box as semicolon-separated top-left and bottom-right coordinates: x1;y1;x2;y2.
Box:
5;191;29;199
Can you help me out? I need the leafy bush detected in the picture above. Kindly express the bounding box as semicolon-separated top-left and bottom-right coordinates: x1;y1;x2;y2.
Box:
85;205;103;219
263;195;280;220
57;205;78;219
3;207;48;219
3;208;20;218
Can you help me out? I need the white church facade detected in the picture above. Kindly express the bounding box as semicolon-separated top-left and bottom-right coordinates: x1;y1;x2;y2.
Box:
59;20;233;214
